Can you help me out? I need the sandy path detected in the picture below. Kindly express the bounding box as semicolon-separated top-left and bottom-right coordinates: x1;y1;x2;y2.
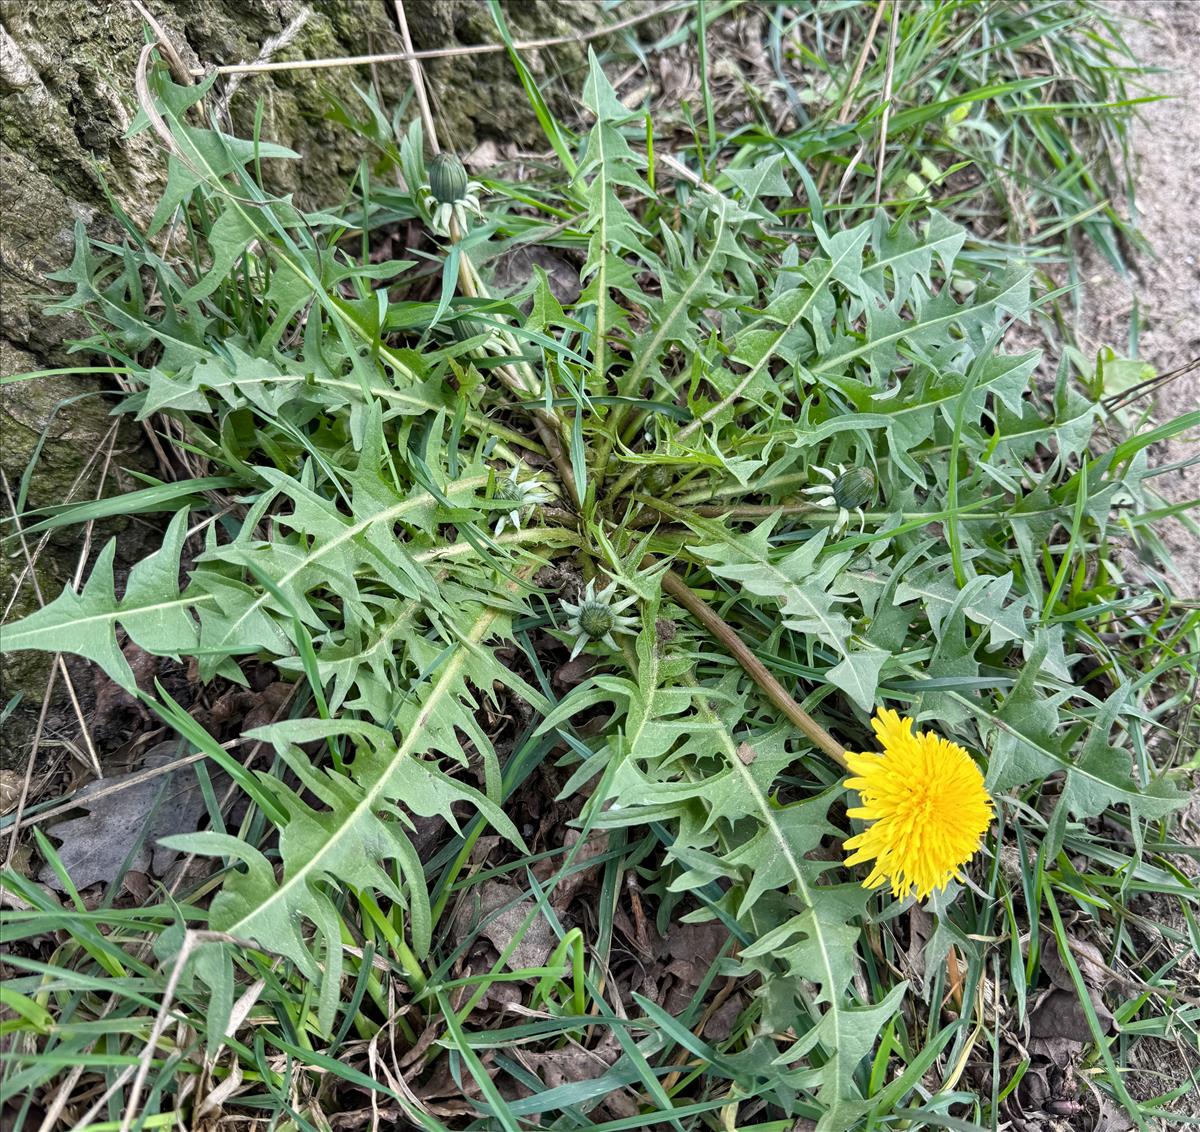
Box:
1087;1;1199;588
1087;13;1199;1119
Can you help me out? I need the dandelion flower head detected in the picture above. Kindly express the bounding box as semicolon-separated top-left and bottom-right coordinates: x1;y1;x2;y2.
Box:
843;709;993;900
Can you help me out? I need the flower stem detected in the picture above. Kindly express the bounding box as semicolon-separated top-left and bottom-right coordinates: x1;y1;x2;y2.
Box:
656;565;849;769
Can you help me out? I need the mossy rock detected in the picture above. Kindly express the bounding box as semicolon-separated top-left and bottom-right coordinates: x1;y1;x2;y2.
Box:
1;0;607;361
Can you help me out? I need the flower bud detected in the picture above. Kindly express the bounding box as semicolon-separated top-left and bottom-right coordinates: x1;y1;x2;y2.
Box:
642;465;674;495
832;466;875;510
428;152;468;205
493;476;525;504
578;603;615;639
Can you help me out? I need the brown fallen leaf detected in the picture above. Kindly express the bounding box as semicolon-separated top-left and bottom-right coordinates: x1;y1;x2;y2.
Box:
517;1033;620;1091
121;870;150;904
38;742;221;891
1029;986;1113;1045
534;829;608;910
453;880;557;972
553;653;593;690
905;903;935;985
516;1035;638;1118
1042;932;1114;995
489;244;581;305
89;640;156;746
329;1105;405;1130
0;768;22;814
415;1055;486;1117
662;921;731;1017
1029;931;1115;1058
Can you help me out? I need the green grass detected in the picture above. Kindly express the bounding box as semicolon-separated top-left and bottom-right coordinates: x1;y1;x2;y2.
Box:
1;3;1198;1130
641;0;1158;336
775;0;1150;254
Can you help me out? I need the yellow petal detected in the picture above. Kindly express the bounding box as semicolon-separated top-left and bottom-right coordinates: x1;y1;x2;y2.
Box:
842;708;992;901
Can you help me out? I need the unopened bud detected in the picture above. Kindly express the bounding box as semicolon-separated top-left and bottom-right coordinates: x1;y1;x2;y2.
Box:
428;152;469;204
832;466;875;510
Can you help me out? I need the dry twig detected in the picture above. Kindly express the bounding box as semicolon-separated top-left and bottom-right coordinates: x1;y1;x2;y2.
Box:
185;5;682;79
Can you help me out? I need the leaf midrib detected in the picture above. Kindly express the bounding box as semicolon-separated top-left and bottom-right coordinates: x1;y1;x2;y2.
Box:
692;691;853;1109
678;229;868;439
616;203;729;399
222;604;502;943
209;475;488;650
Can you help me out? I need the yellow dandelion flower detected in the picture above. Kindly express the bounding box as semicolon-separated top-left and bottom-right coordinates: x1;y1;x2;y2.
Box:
843;708;993;900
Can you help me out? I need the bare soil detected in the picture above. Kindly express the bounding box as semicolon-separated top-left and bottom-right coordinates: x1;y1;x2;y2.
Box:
1086;1;1199;589
1083;11;1200;1120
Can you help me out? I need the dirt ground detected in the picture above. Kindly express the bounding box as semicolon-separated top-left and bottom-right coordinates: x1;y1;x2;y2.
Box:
1086;0;1199;589
1081;6;1200;1119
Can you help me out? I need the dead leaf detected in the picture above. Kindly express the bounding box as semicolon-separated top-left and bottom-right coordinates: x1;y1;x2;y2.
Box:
489;245;581;305
0;769;22;814
122;870;150;903
211;680;292;735
625;875;657;957
514;1034;634;1116
397;1020;441;1073
906;903;935;985
90;640;155;745
666;920;728;965
474;980;522;1013
1029;987;1113;1045
193;1055;246;1132
517;1035;620;1091
465;138;500;171
553;654;593;689
1092;1092;1136;1132
533;829;608;909
38;742;218;890
415;1056;485;1116
329;1106;405;1130
1042;932;1113;994
1029;933;1115;1056
453;880;556;972
662;921;730;1017
469;834;501;866
707;996;742;1044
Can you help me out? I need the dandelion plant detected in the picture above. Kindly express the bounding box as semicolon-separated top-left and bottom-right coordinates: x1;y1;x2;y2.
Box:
1;32;1195;1132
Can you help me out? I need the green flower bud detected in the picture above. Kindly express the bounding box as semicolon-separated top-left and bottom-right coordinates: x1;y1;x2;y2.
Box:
642;465;674;495
493;476;525;504
561;577;639;658
578;603;615;639
832;466;875;510
428;152;469;205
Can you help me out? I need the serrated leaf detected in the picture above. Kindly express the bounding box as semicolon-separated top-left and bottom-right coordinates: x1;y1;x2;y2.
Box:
690;520;854;656
581;47;636;122
549;649;892;1122
0;510;199;690
167;600;532;1031
980;636;1184;853
895;563;1030;647
827;644;890;713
